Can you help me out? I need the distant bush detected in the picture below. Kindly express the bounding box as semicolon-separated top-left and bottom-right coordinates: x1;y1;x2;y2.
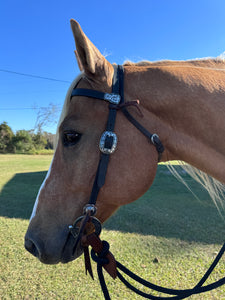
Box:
25;149;54;155
12;130;35;153
0;122;55;154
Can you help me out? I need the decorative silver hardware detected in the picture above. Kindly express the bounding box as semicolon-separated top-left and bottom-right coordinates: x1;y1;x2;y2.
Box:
83;204;97;216
104;93;121;104
151;133;159;145
99;131;117;154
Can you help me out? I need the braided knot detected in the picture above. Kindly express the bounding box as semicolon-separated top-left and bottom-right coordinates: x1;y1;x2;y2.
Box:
91;240;110;265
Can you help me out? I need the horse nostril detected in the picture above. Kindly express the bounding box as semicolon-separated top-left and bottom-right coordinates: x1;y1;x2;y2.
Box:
24;238;40;258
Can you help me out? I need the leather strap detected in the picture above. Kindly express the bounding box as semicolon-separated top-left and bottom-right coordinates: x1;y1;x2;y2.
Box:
84;65;123;207
71;88;108;100
121;107;164;161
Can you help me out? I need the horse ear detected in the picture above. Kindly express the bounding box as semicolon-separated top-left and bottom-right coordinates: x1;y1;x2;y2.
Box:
74;50;84;71
70;19;111;79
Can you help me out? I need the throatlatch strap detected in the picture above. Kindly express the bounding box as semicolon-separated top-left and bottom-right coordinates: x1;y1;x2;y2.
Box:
121;107;164;161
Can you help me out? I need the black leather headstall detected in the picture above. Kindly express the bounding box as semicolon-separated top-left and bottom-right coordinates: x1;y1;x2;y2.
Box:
70;65;164;212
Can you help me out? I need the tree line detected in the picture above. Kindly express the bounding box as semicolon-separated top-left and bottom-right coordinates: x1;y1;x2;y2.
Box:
0;122;55;154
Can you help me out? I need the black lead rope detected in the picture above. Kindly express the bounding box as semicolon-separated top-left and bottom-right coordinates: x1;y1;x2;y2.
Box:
70;65;225;299
91;240;225;300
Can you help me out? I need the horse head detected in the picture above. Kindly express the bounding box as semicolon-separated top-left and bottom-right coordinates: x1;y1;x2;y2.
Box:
24;20;159;264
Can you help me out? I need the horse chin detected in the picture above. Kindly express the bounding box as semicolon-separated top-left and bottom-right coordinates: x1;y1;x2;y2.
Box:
60;234;84;264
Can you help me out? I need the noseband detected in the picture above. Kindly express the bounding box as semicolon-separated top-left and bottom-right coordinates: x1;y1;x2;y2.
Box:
68;65;225;299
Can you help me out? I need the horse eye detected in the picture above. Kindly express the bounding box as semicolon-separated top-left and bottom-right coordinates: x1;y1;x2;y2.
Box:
63;131;82;147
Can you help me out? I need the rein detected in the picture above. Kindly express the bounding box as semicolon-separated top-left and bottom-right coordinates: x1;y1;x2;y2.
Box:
68;65;225;299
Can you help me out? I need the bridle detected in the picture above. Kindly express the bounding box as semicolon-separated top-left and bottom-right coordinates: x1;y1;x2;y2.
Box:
71;65;164;211
68;65;225;299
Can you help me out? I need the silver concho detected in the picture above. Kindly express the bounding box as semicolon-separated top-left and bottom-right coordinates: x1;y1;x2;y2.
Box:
104;93;121;104
99;131;118;154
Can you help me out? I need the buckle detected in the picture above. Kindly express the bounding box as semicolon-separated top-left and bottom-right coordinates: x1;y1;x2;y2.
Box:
150;133;159;145
99;131;117;154
104;93;121;104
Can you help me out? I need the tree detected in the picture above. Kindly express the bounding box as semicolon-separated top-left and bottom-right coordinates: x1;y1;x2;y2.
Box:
32;131;47;150
12;130;34;153
43;132;55;149
0;122;55;153
34;103;60;133
0;122;14;153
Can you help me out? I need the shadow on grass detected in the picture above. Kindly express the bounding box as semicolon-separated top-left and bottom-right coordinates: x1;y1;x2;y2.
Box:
1;166;225;244
0;171;47;219
104;165;225;244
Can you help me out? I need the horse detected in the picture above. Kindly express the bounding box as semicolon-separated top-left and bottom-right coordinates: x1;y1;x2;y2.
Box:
25;19;225;269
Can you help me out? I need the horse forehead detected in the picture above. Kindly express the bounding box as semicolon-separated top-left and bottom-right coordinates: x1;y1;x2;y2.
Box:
68;95;109;120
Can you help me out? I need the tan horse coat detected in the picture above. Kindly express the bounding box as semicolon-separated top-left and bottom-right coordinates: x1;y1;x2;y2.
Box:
25;19;225;265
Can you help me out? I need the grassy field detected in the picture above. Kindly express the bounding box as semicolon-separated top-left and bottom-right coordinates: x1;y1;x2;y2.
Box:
0;154;225;299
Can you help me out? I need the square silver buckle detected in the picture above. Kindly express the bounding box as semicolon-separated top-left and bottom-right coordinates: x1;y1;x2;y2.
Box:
99;131;117;154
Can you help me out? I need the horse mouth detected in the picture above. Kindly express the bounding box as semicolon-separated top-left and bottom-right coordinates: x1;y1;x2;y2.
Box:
60;233;84;263
25;230;84;264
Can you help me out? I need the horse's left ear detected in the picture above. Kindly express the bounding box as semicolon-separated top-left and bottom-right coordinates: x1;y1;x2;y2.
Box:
74;50;83;71
70;19;112;82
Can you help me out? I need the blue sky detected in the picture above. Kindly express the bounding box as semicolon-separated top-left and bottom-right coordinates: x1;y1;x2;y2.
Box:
1;0;225;133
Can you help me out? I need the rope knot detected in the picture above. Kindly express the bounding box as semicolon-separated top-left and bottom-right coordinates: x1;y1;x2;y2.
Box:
91;240;110;265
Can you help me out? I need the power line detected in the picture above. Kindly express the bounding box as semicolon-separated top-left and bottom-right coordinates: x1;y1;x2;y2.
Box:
0;107;34;110
0;107;62;111
0;68;70;83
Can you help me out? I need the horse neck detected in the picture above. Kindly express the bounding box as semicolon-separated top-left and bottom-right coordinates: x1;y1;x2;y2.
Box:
125;63;225;184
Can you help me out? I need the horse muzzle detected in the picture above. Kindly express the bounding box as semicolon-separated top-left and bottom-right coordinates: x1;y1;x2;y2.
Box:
24;226;83;264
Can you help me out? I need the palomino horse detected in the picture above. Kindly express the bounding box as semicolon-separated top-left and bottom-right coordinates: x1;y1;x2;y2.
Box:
25;20;225;269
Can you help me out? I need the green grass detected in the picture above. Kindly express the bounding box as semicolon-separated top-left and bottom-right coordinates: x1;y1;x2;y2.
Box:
0;154;225;299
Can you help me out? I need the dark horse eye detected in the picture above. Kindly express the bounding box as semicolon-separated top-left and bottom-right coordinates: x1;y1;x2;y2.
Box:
63;131;82;147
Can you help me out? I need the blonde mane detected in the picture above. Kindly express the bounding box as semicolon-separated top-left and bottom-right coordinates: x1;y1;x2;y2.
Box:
124;56;225;65
57;60;225;213
124;58;225;72
167;162;225;215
